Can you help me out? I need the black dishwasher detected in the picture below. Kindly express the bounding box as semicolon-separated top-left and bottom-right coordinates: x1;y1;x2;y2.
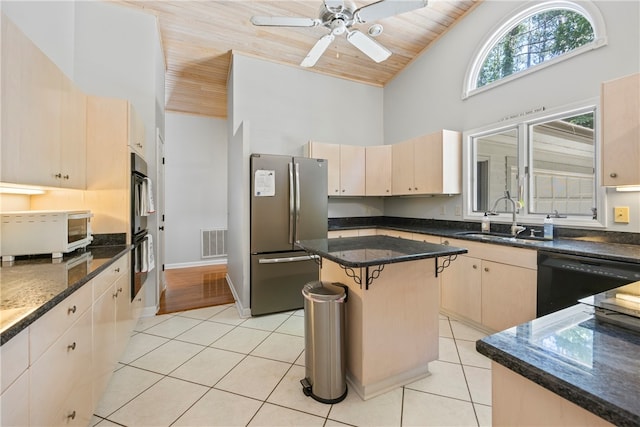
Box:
537;251;640;317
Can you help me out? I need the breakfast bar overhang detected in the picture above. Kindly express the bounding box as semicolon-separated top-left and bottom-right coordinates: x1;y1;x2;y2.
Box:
297;235;467;400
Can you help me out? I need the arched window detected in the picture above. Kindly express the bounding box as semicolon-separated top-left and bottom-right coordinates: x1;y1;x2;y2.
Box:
463;2;607;98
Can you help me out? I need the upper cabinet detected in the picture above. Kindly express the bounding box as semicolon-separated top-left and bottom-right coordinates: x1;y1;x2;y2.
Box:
392;129;462;195
308;142;365;196
128;106;146;158
365;145;392;196
601;73;640;186
1;16;86;189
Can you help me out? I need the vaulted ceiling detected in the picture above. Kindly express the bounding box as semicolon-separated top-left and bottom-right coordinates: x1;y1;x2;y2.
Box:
114;0;481;118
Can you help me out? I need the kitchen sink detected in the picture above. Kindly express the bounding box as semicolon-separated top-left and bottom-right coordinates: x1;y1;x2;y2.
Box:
454;231;547;245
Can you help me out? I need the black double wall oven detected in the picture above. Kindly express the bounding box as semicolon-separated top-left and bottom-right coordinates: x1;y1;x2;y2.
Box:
131;153;150;301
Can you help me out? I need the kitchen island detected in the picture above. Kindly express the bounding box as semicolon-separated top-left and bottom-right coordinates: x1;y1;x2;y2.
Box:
297;235;466;400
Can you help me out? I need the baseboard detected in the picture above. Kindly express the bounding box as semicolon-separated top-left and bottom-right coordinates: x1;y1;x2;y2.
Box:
140;305;158;318
165;258;227;269
346;365;431;400
226;273;251;318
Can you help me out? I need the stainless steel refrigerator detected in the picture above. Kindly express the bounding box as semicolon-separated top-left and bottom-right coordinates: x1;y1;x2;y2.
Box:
250;153;328;316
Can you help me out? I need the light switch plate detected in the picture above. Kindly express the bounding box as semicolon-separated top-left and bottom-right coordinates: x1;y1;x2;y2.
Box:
614;206;630;223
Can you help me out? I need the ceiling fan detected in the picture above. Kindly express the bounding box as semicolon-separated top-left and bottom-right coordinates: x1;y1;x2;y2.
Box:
250;0;429;67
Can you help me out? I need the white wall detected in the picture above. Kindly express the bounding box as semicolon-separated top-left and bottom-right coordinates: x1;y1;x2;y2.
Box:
164;113;228;266
383;0;640;232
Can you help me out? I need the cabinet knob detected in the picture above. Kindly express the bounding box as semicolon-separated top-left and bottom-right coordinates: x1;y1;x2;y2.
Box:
342;189;345;192
610;172;617;178
67;342;76;351
115;267;120;273
335;189;339;193
386;189;389;193
67;411;76;420
414;187;418;190
484;267;489;272
442;240;449;245
472;265;477;269
408;187;411;191
55;173;62;179
63;175;69;180
68;305;77;315
113;292;119;298
118;287;123;294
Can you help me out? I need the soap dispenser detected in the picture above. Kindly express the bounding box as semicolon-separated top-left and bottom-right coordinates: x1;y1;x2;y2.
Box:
481;212;491;233
544;215;554;240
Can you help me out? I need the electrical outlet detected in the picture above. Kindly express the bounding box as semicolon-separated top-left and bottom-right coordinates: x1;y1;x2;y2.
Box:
614;206;630;223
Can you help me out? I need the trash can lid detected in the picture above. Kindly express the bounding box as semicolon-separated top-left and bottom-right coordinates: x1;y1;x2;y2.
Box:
302;281;347;302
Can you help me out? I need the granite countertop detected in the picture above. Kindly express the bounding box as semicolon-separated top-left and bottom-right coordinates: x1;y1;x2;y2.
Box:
328;217;640;264
0;244;131;345
296;235;467;268
476;303;640;426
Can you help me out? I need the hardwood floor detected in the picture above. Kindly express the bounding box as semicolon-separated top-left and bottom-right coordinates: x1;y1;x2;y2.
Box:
158;265;234;315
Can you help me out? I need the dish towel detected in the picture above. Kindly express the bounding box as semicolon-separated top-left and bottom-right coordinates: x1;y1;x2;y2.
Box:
146;233;155;272
140;177;156;216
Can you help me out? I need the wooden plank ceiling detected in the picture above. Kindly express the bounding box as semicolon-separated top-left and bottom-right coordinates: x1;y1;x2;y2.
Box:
113;0;481;118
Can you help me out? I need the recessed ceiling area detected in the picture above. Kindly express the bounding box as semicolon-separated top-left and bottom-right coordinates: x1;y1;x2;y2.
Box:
113;0;480;118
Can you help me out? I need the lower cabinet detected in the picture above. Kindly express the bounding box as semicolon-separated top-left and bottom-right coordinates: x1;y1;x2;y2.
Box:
441;238;537;332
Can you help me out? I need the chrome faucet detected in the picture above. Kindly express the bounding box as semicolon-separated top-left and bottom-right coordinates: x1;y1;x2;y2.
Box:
488;191;526;237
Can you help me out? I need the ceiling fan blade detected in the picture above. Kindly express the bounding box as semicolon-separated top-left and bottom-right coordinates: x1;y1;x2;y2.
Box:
301;34;335;67
250;16;319;27
346;30;391;63
355;0;428;23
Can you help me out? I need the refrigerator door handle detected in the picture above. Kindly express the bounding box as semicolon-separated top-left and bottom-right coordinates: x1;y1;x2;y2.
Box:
258;254;320;264
288;162;295;244
295;162;301;242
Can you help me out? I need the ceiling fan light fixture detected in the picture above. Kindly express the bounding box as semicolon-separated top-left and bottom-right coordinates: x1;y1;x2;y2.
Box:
368;23;383;37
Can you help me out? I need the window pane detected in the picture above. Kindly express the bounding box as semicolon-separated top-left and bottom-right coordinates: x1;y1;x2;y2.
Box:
529;112;595;216
477;10;594;88
473;128;519;213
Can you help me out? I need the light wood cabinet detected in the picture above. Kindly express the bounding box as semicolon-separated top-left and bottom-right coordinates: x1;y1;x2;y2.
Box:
128;103;146;157
365;145;392;195
392;130;461;195
1;328;29;427
601;73;640;186
441;238;537;332
1;16;86;189
308;142;366;196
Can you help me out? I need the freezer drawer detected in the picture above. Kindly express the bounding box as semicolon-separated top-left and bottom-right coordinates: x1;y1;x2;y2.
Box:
251;252;319;316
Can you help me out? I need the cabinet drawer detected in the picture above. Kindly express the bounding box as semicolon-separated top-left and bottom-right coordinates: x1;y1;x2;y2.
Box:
30;309;92;427
92;255;128;297
446;238;537;270
30;282;92;364
328;229;359;238
1;328;28;395
0;370;29;427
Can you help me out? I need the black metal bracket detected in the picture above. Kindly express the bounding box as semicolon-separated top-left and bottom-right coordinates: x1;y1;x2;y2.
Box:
435;254;458;277
338;264;385;290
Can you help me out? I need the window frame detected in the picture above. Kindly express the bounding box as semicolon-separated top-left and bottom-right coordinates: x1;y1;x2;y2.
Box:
462;1;607;99
463;99;607;229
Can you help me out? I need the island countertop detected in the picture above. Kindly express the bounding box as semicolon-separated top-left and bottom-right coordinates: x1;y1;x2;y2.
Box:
296;235;467;268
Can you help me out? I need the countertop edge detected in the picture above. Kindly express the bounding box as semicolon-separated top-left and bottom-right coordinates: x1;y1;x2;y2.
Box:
0;245;132;346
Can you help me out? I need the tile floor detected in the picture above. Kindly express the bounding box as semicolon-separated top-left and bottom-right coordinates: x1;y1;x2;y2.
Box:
91;304;492;427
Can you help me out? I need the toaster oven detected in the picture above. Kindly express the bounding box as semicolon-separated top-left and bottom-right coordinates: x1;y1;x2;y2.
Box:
1;210;93;260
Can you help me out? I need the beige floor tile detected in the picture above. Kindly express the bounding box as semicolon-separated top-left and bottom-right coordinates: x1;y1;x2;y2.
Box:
95;365;163;417
439;318;453;338
248;402;326;426
250;332;305;363
170;347;245;387
210;326;270;354
292;309;305;317
295;350;306;366
175;304;232;320
474;403;492;427
463;365;492;406
276;315;305;336
143;315;203;339
267;365;331;418
450;320;487;342
173;388;262;426
215;355;291;400
209;306;247;325
129;339;204;375
118;332;169;364
134;313;174;332
456;339;491;369
328;388;402;426
241;313;290;331
174;319;234;346
92;417;123;426
108;376;208;427
324;420;353;427
405;360;471;401
402;388;478;426
438;337;460;364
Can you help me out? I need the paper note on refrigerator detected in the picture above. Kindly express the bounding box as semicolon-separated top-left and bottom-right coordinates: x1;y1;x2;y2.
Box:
255;170;275;196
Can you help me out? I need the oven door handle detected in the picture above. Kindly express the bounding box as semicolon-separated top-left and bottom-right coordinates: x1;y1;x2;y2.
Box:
258;255;319;264
68;213;93;219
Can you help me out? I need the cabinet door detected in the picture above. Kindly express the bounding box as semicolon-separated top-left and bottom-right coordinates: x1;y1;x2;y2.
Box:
441;255;482;323
392;140;414;195
602;73;640;186
0;371;29;427
60;77;87;188
481;261;537;331
128;104;146;157
115;274;133;359
339;145;365;195
309;142;341;196
92;286;117;406
413;135;433;194
365;145;392;195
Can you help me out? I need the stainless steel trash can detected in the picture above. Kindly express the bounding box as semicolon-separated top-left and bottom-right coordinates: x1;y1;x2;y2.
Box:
300;281;348;404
